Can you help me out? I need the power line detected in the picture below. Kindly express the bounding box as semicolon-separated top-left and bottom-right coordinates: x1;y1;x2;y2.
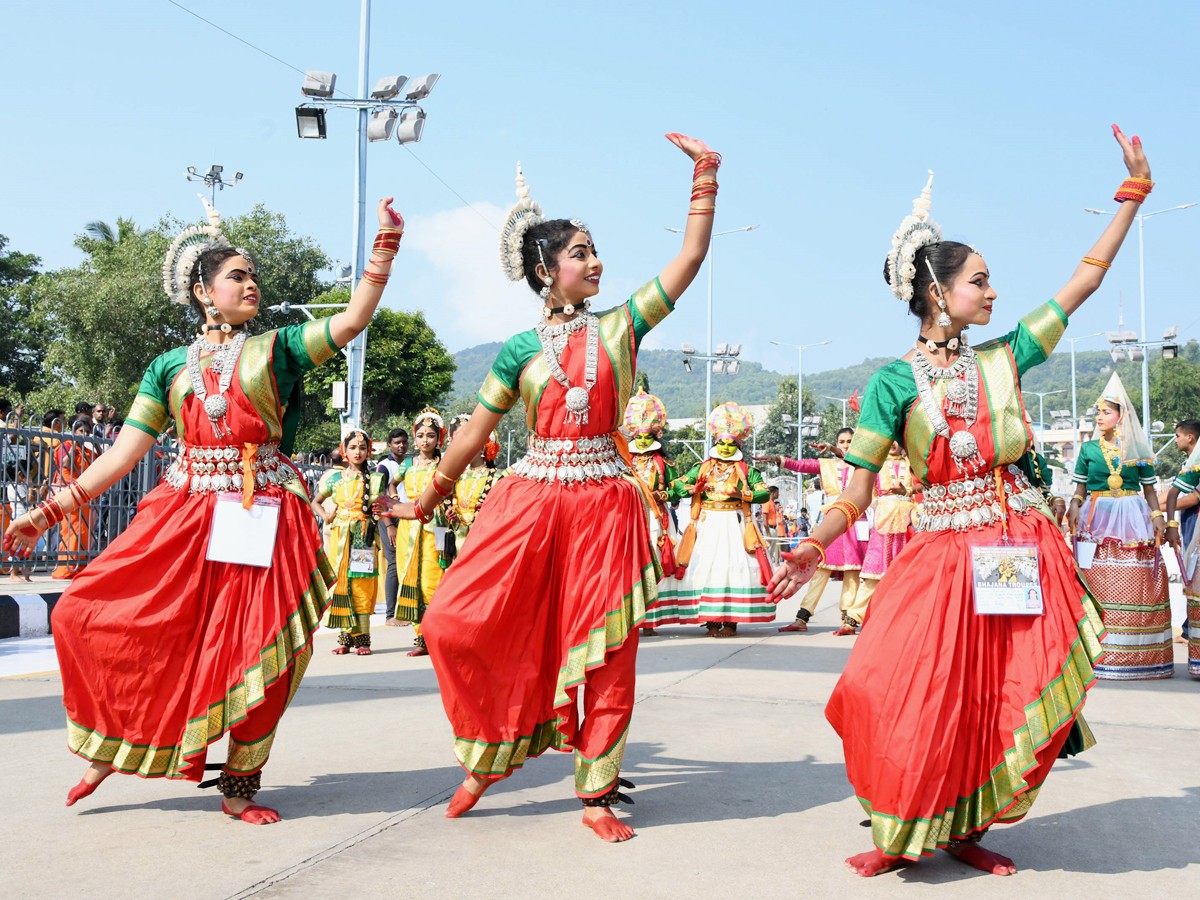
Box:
164;0;497;230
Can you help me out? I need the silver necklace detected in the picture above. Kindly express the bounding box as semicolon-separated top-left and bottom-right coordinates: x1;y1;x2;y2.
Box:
536;312;599;425
911;344;984;473
187;331;246;438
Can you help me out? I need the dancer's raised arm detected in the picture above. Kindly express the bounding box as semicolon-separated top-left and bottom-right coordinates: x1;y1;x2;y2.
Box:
1053;126;1151;317
657;133;719;302
327;198;405;347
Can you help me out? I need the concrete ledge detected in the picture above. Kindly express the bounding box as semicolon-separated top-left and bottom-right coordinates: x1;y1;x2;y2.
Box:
0;591;62;638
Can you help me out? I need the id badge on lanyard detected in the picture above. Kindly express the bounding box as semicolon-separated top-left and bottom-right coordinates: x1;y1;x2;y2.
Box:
206;493;281;568
349;547;375;574
971;543;1043;615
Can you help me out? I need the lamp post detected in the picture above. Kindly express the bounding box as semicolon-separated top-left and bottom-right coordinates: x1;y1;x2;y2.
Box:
295;0;440;429
1063;330;1104;446
771;339;832;499
1084;201;1196;434
185;165;243;205
678;343;744;454
667;224;758;448
1025;389;1065;446
822;395;850;427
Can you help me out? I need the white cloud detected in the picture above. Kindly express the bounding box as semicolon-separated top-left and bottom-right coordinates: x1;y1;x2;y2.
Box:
396;202;540;350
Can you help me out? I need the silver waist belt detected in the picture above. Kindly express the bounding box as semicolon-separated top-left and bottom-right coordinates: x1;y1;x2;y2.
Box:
510;434;630;484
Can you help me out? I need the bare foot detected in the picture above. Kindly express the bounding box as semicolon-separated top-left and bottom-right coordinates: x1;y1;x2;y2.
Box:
845;849;902;877
582;808;635;842
446;773;495;818
66;762;112;806
945;842;1017;875
221;797;282;824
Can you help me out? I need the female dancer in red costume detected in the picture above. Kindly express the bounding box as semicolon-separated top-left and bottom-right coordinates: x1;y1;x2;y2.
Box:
5;196;404;824
770;126;1150;876
382;133;717;842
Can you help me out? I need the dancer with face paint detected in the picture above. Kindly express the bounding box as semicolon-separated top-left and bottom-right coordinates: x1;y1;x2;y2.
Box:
664;402;774;637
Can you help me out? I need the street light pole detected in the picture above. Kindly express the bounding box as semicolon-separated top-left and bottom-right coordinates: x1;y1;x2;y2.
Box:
823;395;850;427
343;0;372;430
1064;331;1104;450
1025;389;1065;447
772;339;831;505
667;224;758;453
1085;201;1196;435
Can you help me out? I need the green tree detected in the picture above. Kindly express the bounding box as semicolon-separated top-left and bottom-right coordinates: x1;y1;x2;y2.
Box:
755;375;821;460
28;205;330;416
297;294;457;451
0;235;43;396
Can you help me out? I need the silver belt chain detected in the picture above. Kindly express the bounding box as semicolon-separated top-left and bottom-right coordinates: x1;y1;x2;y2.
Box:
165;443;297;494
510;434;629;484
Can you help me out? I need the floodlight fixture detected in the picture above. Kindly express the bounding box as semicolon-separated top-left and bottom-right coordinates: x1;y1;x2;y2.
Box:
1110;348;1127;363
1162;343;1179;360
714;342;727;355
680;342;696;355
367;108;397;142
712;361;725;375
186;166;197;176
210;164;223;174
301;70;336;98
682;358;692;373
1130;347;1144;362
404;73;441;101
726;360;741;375
781;414;794;423
335;263;353;283
370;75;408;100
728;344;742;357
395;107;426;144
295;107;328;139
1163;325;1179;341
1152;420;1166;433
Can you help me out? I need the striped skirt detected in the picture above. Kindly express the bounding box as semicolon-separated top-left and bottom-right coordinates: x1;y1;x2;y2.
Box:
1084;540;1173;680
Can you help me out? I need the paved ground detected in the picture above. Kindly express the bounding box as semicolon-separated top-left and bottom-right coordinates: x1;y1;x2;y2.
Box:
2;585;1197;900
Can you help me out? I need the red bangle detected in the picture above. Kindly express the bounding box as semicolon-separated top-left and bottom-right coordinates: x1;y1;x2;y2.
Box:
1114;177;1153;203
784;536;826;567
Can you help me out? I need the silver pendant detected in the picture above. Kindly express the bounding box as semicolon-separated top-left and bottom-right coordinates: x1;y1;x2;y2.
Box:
204;395;228;420
564;385;590;425
944;378;969;418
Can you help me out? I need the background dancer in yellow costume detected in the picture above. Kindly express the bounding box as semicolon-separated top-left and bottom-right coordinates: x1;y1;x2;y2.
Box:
761;429;872;634
395;406;446;656
851;441;915;632
1068;373;1171;679
624;388;682;635
440;416;501;563
667;402;774;637
313;429;386;655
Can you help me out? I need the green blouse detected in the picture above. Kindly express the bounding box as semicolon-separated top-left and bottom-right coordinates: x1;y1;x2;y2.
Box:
1072;441;1157;492
476;279;674;432
846;299;1068;483
125;319;338;445
669;459;770;504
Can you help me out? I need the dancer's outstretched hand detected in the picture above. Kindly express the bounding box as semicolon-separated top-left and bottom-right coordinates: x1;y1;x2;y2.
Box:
665;133;715;161
1112;125;1150;180
378;196;405;231
768;544;822;600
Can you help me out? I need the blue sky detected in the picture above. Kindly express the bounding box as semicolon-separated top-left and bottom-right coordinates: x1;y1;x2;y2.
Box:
4;0;1199;382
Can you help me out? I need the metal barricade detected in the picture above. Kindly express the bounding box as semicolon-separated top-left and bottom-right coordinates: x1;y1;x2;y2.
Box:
2;414;332;575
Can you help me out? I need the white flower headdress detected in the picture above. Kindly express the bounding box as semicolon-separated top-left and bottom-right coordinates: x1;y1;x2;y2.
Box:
498;163;546;282
886;171;942;303
162;194;236;305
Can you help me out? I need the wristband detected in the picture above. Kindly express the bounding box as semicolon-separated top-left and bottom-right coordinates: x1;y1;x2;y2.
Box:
1166;519;1180;528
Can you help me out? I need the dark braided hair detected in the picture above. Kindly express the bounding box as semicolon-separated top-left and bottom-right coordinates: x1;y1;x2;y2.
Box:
342;428;378;543
883;240;974;321
520;219;590;296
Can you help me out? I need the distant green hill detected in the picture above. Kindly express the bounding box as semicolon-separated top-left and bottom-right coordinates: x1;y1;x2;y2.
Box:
449;341;1199;426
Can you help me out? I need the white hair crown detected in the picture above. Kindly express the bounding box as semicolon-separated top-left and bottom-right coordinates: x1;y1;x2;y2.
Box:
498;162;546;282
162;194;234;305
886;171;942;303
